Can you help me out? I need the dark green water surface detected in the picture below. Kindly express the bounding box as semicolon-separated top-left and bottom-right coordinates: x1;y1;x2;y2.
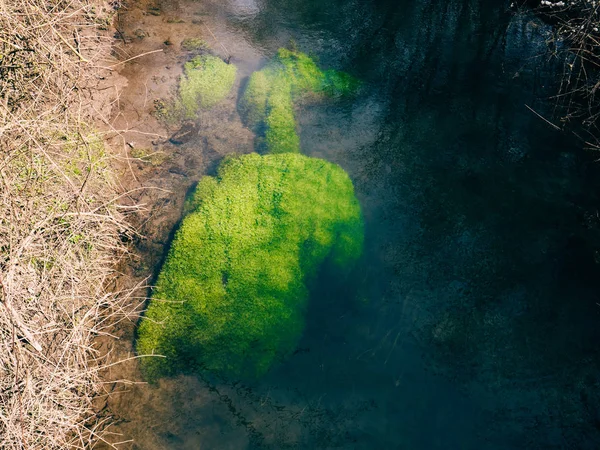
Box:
121;0;600;448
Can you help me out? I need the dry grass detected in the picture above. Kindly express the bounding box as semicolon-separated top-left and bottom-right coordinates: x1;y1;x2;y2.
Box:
0;0;139;448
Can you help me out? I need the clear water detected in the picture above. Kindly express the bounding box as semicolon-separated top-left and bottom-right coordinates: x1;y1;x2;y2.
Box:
106;0;600;448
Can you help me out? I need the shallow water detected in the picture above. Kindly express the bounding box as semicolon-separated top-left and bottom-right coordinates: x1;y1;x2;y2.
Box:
102;0;600;448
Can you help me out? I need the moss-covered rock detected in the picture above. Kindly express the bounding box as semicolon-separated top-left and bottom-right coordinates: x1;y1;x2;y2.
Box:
239;49;360;153
136;153;363;380
180;55;236;117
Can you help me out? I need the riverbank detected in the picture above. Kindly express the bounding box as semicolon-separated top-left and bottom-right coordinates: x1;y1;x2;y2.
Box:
0;1;135;448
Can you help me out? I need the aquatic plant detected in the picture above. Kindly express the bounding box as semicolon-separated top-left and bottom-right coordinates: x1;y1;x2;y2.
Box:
136;153;363;380
240;49;360;153
181;37;208;52
264;75;300;153
322;69;362;98
180;55;236;117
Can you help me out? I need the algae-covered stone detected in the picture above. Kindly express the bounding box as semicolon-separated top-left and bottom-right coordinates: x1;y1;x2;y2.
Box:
136;153;363;380
240;49;361;154
180;55;236;117
322;69;362;98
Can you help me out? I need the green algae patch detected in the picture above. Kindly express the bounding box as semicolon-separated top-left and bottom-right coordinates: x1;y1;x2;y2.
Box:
322;69;362;98
240;49;361;153
264;76;300;153
136;153;363;380
130;148;169;166
180;55;236;117
181;37;208;52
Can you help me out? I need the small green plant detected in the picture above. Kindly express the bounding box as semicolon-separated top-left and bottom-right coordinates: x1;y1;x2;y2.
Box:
240;48;361;153
60;130;110;181
136;153;363;380
179;55;236;118
181;37;207;52
130;148;169;166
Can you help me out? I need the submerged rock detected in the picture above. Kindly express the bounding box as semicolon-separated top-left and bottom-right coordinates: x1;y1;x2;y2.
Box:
181;37;208;53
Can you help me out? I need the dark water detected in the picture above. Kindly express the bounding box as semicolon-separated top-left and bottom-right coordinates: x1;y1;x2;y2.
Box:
111;0;600;448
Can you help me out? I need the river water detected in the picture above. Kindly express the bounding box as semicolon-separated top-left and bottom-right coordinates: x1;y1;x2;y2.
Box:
102;0;600;448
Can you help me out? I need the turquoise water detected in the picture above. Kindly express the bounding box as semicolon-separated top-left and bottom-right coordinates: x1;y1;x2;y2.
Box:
113;0;600;448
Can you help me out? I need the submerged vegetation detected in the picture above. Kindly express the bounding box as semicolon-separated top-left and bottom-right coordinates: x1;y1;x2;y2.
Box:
154;54;237;123
180;55;237;117
137;153;363;379
181;37;208;53
240;48;361;153
265;75;300;153
138;47;364;381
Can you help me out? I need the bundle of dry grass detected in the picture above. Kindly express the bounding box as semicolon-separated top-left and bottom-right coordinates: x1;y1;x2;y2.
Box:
0;0;135;448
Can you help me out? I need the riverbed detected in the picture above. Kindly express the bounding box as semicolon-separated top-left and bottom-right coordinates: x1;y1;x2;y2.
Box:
98;0;600;448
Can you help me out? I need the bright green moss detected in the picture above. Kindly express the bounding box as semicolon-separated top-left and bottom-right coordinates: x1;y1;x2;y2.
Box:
322;69;362;98
276;48;324;95
136;153;363;380
264;76;300;153
240;49;361;154
180;55;237;117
